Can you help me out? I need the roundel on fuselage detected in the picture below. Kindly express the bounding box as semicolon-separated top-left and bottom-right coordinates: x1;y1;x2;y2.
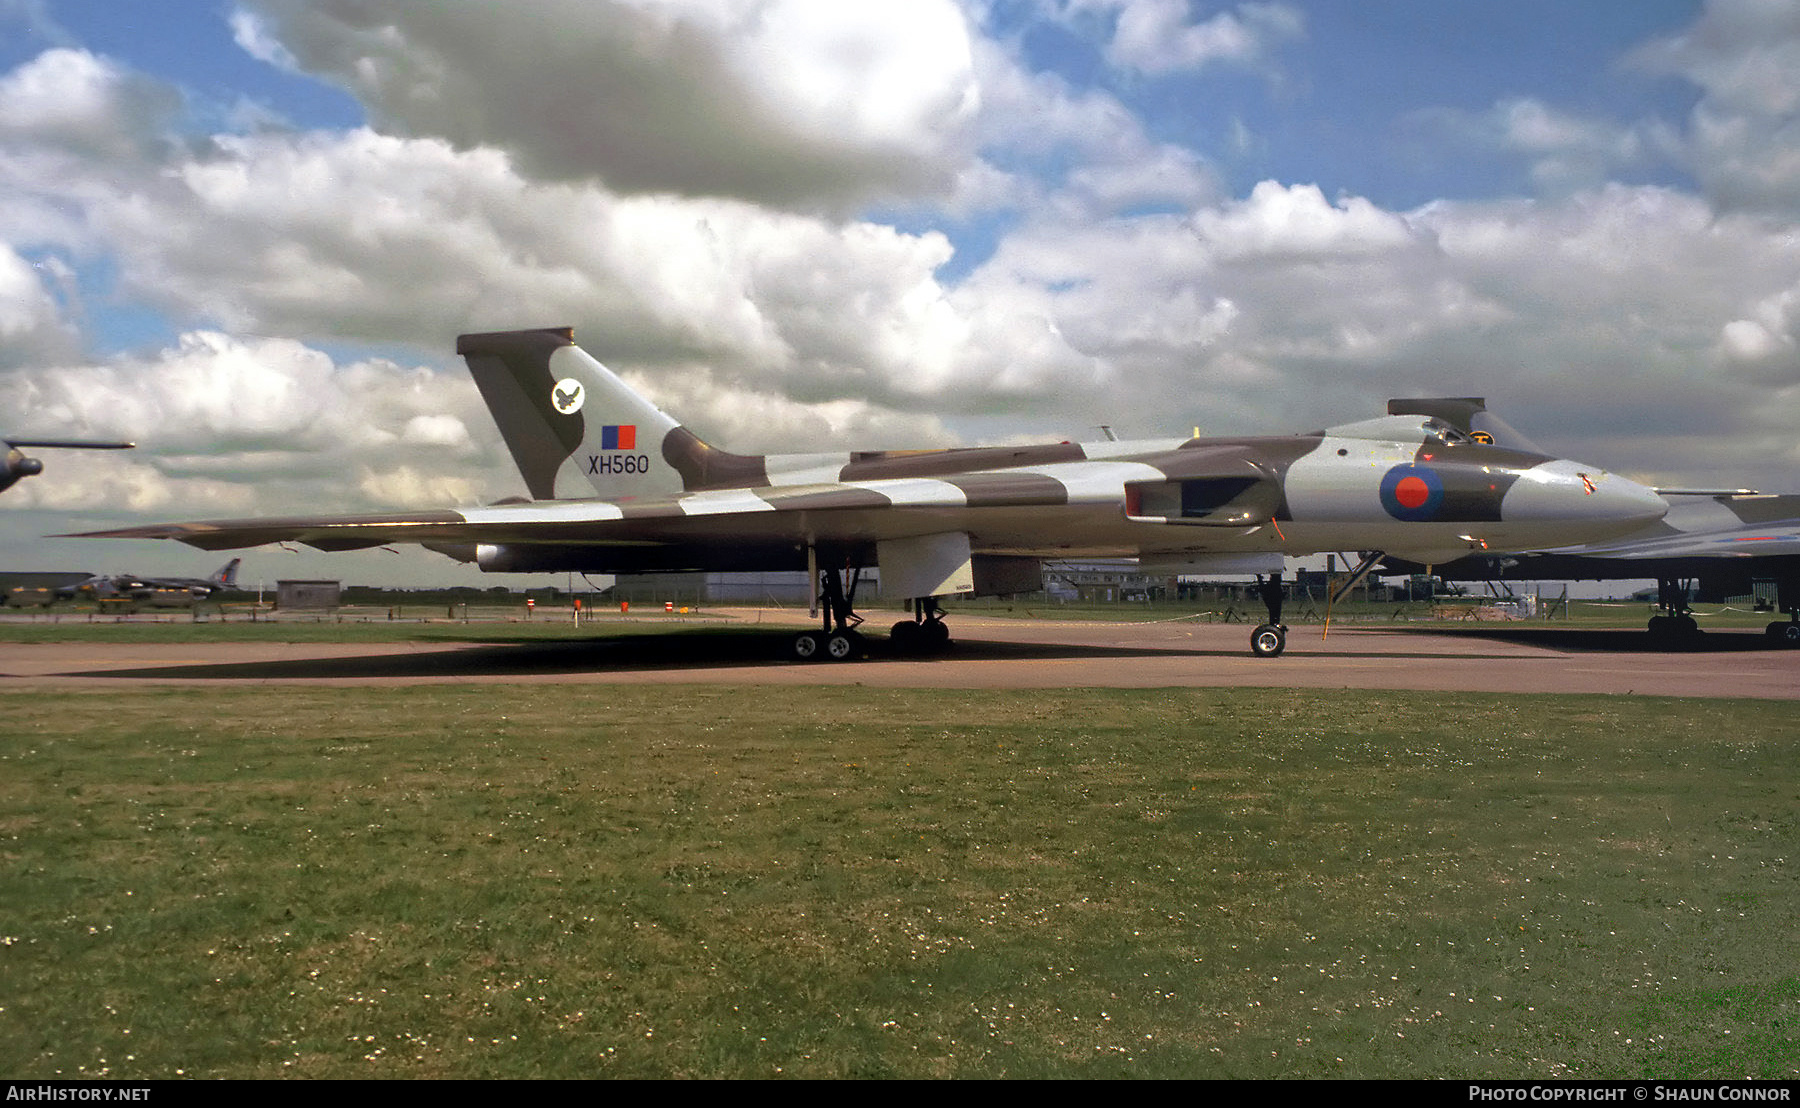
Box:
1379;464;1444;522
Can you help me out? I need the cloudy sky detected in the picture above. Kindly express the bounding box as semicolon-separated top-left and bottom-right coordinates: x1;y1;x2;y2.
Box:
3;0;1798;584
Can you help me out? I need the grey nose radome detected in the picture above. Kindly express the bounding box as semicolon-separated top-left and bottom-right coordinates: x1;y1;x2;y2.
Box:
1501;460;1666;533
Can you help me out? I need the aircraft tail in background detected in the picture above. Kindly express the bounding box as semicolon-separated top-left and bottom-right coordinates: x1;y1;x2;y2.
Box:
210;558;241;590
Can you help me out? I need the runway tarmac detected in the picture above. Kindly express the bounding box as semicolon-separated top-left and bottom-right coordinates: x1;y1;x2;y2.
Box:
3;614;1794;698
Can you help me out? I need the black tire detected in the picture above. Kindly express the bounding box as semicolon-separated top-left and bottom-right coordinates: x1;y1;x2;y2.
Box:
890;620;920;651
825;630;858;661
792;631;822;661
1250;623;1285;657
921;619;951;650
1777;622;1800;647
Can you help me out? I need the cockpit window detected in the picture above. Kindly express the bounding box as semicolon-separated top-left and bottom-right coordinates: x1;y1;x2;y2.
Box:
1420;419;1474;445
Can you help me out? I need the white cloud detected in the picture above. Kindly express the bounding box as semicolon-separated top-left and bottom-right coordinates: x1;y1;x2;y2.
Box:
1104;0;1303;76
0;243;79;367
0;331;501;514
1631;0;1800;117
0;39;1129;455
226;6;297;72
1402;3;1800;215
356;464;481;510
5;105;1084;418
231;0;981;211
1190;180;1422;260
1401;97;1657;199
1;450;259;515
628;368;961;455
949;179;1800;486
0;47;177;161
1024;0;1303;77
1496;99;1649;192
1714;284;1800;384
1064;143;1218;215
960;34;1225;220
1628;0;1800;214
399;413;472;448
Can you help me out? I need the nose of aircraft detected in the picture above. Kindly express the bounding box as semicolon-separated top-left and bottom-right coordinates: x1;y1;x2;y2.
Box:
1500;459;1667;534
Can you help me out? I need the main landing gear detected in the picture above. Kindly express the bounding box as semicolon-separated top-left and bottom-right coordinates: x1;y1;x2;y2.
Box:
788;571;957;658
787;565;954;662
1251;571;1287;658
1645;576;1701;645
791;565;867;662
1644;574;1800;648
889;597;952;655
1765;576;1800;648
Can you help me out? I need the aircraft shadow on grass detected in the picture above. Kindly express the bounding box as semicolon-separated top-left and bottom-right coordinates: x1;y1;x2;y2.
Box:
64;622;1783;682
70;630;1208;681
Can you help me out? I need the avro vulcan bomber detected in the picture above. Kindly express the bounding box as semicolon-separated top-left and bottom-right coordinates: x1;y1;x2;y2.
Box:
76;329;1667;659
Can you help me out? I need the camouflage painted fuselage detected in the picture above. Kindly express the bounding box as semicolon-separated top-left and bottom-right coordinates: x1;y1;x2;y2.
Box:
75;328;1668;594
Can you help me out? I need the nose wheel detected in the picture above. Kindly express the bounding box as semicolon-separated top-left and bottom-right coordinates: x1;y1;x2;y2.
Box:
1250;571;1289;658
1251;623;1287;657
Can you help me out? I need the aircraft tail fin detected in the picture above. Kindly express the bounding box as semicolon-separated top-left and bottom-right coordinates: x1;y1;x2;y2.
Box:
457;328;767;500
211;558;241;590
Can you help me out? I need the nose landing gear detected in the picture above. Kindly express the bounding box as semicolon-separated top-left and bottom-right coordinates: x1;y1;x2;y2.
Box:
1251;571;1287;658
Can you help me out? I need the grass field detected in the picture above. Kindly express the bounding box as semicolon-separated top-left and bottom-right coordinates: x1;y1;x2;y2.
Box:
2;684;1795;1079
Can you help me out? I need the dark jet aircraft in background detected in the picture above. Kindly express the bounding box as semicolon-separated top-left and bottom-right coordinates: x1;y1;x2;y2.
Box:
1;570;95;608
72;328;1666;658
3;437;134;493
1377;398;1799;646
60;558;242;607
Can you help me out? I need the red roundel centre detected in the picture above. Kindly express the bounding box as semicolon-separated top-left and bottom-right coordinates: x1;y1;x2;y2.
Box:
1394;475;1432;510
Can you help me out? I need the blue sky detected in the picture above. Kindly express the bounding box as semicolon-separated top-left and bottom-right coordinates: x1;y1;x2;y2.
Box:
2;1;1797;584
1008;1;1705;205
1;1;362;129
